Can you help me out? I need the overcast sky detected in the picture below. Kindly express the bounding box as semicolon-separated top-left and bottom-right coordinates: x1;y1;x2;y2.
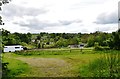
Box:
0;0;119;33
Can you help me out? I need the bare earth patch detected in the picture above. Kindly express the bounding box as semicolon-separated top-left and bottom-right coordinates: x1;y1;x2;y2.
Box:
15;57;74;77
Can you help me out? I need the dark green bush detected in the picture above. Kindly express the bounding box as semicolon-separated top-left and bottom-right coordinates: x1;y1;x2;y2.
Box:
2;62;10;77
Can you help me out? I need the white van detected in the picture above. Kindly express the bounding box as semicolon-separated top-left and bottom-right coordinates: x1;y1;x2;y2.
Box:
4;45;24;52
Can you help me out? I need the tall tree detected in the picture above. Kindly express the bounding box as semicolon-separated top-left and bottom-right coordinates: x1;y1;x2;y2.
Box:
108;29;120;50
0;0;11;25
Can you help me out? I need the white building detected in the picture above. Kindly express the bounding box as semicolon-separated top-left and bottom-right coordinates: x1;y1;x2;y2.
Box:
68;44;85;48
4;45;24;52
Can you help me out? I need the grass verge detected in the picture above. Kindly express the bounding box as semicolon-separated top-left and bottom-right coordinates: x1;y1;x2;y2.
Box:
2;56;30;77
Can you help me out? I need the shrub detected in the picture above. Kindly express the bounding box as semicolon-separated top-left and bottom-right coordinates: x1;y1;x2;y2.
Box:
80;52;120;77
94;42;103;51
2;57;29;78
94;46;103;51
94;42;110;51
2;62;10;77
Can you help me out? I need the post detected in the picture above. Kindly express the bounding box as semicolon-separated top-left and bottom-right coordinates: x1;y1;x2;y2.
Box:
81;48;82;52
79;44;84;54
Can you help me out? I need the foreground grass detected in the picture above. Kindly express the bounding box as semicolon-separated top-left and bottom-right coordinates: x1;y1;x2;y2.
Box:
2;56;30;77
79;50;120;77
2;49;119;77
2;49;101;77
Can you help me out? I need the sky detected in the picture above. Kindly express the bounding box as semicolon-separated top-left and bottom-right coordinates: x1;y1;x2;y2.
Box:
0;0;119;33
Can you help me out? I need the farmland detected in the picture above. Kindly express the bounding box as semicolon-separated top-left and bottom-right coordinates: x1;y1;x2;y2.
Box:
2;48;120;77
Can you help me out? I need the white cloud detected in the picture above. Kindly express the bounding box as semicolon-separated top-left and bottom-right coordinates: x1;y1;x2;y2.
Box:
1;4;48;20
13;18;82;30
0;0;119;33
94;11;118;24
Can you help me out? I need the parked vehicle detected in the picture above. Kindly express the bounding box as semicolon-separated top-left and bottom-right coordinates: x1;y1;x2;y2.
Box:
4;45;24;52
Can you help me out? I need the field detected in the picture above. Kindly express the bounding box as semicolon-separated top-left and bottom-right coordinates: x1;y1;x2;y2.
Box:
2;48;120;77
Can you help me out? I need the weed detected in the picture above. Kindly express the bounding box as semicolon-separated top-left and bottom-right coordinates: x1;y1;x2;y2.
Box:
79;50;120;77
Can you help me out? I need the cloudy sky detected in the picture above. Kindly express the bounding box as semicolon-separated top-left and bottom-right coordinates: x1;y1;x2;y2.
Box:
0;0;119;33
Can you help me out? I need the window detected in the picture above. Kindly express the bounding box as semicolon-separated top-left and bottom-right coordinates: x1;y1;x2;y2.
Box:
15;47;20;49
4;47;7;48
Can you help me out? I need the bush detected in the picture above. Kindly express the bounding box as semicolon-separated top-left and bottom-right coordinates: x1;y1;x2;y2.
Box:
94;42;103;51
2;62;10;77
94;46;103;51
79;52;120;77
2;57;29;77
94;42;110;51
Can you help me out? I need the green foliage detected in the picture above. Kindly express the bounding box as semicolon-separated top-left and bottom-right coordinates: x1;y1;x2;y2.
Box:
20;42;35;49
108;29;120;50
87;32;111;47
87;35;95;47
2;57;29;77
55;38;68;47
95;33;108;46
20;42;28;46
68;37;79;45
14;48;95;56
94;42;103;51
3;50;101;77
3;49;119;77
1;28;119;51
94;42;110;51
15;49;73;56
2;62;9;77
79;51;120;77
1;29;32;46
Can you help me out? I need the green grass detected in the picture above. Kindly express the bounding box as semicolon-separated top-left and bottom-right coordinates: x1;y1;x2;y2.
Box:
2;55;30;77
2;49;120;77
15;48;95;56
79;50;120;77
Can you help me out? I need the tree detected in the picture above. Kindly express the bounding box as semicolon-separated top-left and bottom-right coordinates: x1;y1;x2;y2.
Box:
0;0;11;77
55;38;68;47
95;33;108;46
68;37;79;45
108;29;120;50
87;35;95;47
38;43;40;48
0;0;11;25
112;29;120;49
27;32;32;43
36;35;41;40
1;28;10;36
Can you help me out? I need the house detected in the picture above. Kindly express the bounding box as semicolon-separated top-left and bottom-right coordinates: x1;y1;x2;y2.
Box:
68;44;85;48
68;45;79;48
4;45;24;52
79;44;84;48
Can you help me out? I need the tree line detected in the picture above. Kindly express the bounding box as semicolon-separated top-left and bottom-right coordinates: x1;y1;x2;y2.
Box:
1;28;120;50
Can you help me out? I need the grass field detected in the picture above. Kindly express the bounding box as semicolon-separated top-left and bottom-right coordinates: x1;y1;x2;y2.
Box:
2;48;120;77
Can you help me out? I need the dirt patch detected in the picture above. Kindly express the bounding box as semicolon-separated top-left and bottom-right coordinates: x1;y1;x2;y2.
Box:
15;57;74;77
16;57;68;67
